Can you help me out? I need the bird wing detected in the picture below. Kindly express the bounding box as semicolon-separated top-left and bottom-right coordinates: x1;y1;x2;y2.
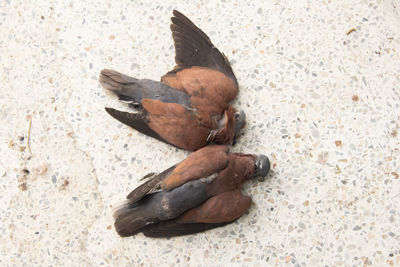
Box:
160;145;229;190
126;165;177;204
161;10;238;107
104;107;167;144
163;10;237;86
141;221;230;238
126;145;229;203
178;189;252;223
141;189;252;237
141;99;210;150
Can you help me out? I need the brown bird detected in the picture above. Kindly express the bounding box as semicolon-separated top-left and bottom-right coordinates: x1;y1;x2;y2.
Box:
99;10;245;151
113;145;270;237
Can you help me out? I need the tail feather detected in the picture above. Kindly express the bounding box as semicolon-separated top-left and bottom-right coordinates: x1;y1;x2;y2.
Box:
99;69;142;104
113;200;157;237
115;212;149;237
100;69;191;107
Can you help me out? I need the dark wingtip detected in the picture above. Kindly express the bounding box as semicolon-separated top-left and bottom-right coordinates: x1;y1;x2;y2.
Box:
172;9;182;17
104;107;124;122
104;107;115;115
99;69;113;82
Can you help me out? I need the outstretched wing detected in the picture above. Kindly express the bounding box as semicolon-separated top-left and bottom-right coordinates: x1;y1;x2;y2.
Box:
162;10;238;86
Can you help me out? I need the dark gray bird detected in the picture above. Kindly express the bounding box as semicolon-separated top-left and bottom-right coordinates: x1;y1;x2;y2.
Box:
113;145;270;237
100;10;245;151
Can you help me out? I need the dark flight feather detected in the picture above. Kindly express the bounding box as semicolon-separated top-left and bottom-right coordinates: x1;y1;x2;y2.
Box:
169;10;237;85
126;164;177;203
104;107;166;143
141;220;231;237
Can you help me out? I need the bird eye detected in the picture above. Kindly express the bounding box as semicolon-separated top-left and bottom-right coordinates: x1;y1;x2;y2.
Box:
234;112;240;119
254;164;259;171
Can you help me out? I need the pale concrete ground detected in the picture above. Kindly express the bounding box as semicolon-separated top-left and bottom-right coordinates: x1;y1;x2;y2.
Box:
1;0;399;266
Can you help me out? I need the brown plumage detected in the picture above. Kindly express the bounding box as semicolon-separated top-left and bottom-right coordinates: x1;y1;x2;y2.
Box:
99;10;245;151
113;145;270;237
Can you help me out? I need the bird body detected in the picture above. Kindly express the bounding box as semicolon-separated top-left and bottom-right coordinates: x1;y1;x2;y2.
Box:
100;10;245;150
114;145;270;237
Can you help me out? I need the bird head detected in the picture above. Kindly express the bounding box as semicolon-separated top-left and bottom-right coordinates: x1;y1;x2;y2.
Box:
250;154;270;181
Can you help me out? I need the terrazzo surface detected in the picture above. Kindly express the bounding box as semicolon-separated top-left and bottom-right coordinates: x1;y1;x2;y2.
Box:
1;0;399;266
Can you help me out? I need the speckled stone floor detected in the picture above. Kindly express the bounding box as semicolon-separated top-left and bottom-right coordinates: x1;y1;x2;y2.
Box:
1;0;399;266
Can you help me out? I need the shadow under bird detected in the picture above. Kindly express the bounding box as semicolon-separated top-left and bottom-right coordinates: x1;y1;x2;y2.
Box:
99;10;245;151
113;145;270;237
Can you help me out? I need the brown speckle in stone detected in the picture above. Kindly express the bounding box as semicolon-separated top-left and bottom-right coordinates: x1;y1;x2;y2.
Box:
59;179;70;190
8;140;14;148
109;35;115;40
346;28;356;35
335;165;341;174
300;103;306;108
352;95;359;101
19;182;27;191
391;172;399;179
391;129;397;137
295;133;301;138
22;168;30;175
335;140;342;146
303;200;309;206
107;225;112;230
